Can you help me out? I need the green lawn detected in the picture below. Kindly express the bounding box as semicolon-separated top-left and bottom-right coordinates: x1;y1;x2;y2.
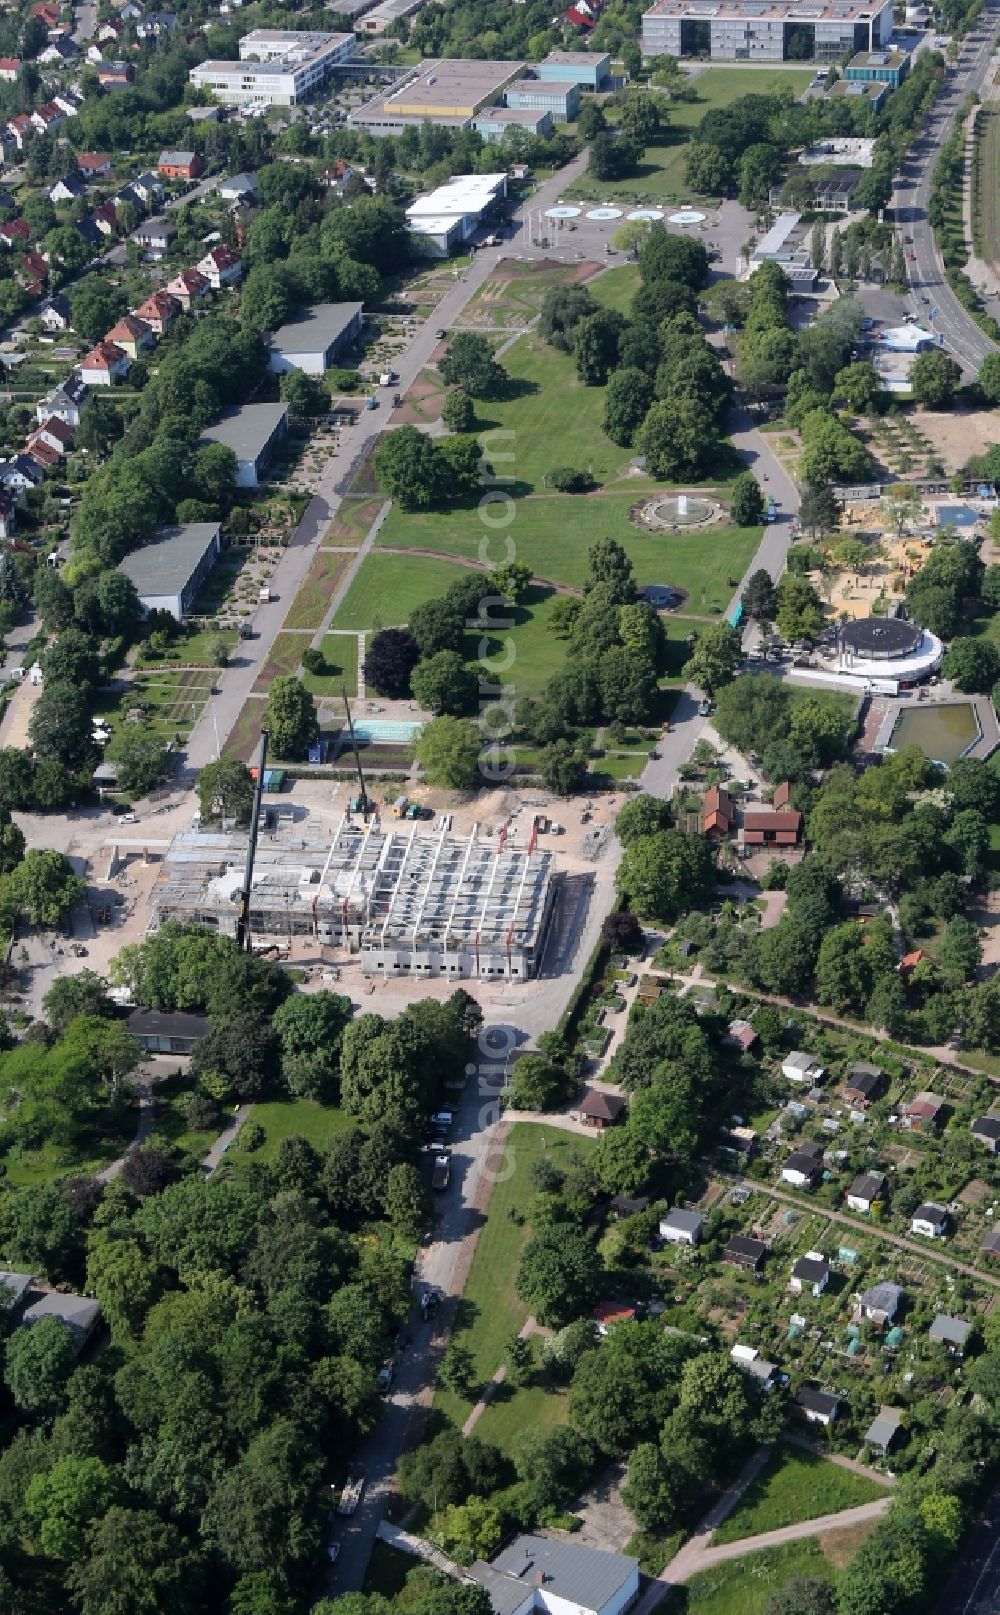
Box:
591;264;641;315
332;553;470;630
228;1098;352;1165
470;336;640;492
302;632;360;698
678;1540;835;1615
379;498;759;612
469;585;572;698
712;1448;887;1544
435;1123;596;1430
134;629;235;670
564;68;814;204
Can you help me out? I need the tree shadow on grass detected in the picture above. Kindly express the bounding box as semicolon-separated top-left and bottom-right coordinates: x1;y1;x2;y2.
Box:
486;376;541;404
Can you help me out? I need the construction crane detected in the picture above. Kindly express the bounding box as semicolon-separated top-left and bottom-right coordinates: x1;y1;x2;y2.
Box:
236;730;268;952
342;686;372;821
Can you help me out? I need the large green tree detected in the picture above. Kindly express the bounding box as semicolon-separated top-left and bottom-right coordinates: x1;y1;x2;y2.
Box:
262;677;318;761
615;830;715;923
516;1227;601;1327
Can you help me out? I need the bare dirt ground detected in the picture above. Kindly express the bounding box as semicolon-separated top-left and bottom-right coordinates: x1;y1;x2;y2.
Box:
916;406;1000;469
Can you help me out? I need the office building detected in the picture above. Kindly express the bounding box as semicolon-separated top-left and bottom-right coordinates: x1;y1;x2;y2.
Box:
189;28;356;108
506;78;580;120
150;817;556;981
407;172;507;256
641;0;893;61
349;58;525;134
471;106;553;142
845;44;908;83
539;49;611;88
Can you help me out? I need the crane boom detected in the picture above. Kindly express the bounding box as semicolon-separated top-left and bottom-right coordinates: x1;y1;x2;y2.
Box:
236;730;268;952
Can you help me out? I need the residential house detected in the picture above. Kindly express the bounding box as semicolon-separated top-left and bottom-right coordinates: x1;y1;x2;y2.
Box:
782;1051;825;1084
75;217;103;250
119;1;144;18
727;1018;758;1053
781;1141;825;1189
929;1314;971;1355
196;243;242;288
0;218;29;251
126;1008;209;1054
730;1344;779;1388
39;35;77;62
0;455;45;492
39;295;71;333
38;374;88;427
864;1407;904;1454
165;268;209;310
899;948;927;980
742;807;803;846
19;251;49;291
905;1092;946;1132
97;62;135;90
790;1253;830;1297
795;1387;842;1426
158;149;202;180
725;1235;768;1274
31;102;68;135
136;10;179;36
219;171;258;201
772;780;794;808
29;416;73;456
21;1287;101;1348
131;171;164;207
971;1115;1000;1154
609;1196;649;1220
848;1173;887;1217
578;1089;625;1129
470;1534;640;1615
135;290;180;335
115;184;146;215
911;1203;949;1239
48;172;85;205
0;489;17;539
27;440;60;472
843;1062;886;1107
701;785;735;836
31;0;61;19
92;202;119;238
52;93;82;119
5;114;32;151
592;1301;636;1335
80;341;130;386
857;1281;904;1328
982;1227;1000;1259
658;1208;703;1246
105;315;153;361
97;17;126;41
130;215;176;260
0;58;22;82
77;153;112;177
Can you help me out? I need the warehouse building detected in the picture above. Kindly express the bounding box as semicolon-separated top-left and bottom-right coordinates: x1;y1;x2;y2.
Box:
200;402;289;487
349;58;525;134
539;49;611;88
268;302;363;374
407;172;508;256
119;521;221;620
357;0;427;33
150;817;557;980
642;0;893;61
189;28;356;107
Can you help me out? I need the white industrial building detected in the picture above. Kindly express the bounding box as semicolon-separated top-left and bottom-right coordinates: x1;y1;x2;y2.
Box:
119;521;221;620
268;302;364;374
150;816;557;980
200;401;289;487
642;0;893;60
407;172;508;256
189;29;356;107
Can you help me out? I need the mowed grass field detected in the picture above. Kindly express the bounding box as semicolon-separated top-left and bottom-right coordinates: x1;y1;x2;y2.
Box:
591;264;642;315
434;1123;596;1437
229;1099;352;1166
565;66;814;204
973;103;1000;264
378;496;759;610
712;1447;887;1544
332;552;471;630
679;1540;835;1615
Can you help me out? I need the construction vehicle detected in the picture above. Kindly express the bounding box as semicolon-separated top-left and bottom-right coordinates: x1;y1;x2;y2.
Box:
236;733;268;953
392;794;409;818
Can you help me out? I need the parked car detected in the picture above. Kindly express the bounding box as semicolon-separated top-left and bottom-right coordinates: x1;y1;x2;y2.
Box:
118;812;138;824
328;1543;341;1565
377;1364;394;1394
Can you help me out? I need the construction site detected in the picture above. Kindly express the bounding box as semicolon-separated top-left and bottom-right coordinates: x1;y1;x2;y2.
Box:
148;811;558;980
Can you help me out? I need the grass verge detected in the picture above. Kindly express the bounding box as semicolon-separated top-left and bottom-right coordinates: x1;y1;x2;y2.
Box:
712;1447;886;1544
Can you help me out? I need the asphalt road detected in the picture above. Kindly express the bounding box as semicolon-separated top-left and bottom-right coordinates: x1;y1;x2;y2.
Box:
935;1488;1000;1614
894;3;1000;370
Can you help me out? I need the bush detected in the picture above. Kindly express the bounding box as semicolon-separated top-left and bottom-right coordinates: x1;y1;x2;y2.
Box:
239;1121;266;1152
547;466;595;493
301;648;326;676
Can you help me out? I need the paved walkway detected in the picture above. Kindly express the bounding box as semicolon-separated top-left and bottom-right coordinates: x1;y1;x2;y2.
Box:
633;1446;775;1609
461;1315;551;1436
202;1104;254;1174
686;1498;892;1579
781;1431;895;1488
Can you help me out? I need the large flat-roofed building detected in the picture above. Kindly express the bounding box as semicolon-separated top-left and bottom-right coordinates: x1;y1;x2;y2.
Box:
119;521;221;620
200;402;289;487
642;0;893;60
407;172;507;256
189;29;355;107
349;58;525;133
845;44;908;82
268;302;363;374
357;0;426;33
471;106;554;142
506;79;580;120
748;212;819;285
150;817;557;980
539;49;611;88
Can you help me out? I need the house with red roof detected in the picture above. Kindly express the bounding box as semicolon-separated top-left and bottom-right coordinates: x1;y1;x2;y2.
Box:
105;314;153;360
5;114;33;151
165;267;209;309
77;152;112;177
742;808;802;847
80;341;130;386
27;440;60;471
135;290;180;335
18;251;49;290
196;244;242;289
0;59;22;82
0;218;31;247
29;417;73;457
31;3;60;26
592;1301;636;1335
701;785;735;837
92;201;119;237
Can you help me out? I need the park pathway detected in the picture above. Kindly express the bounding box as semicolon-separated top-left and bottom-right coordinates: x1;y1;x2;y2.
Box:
461;1316;552;1437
